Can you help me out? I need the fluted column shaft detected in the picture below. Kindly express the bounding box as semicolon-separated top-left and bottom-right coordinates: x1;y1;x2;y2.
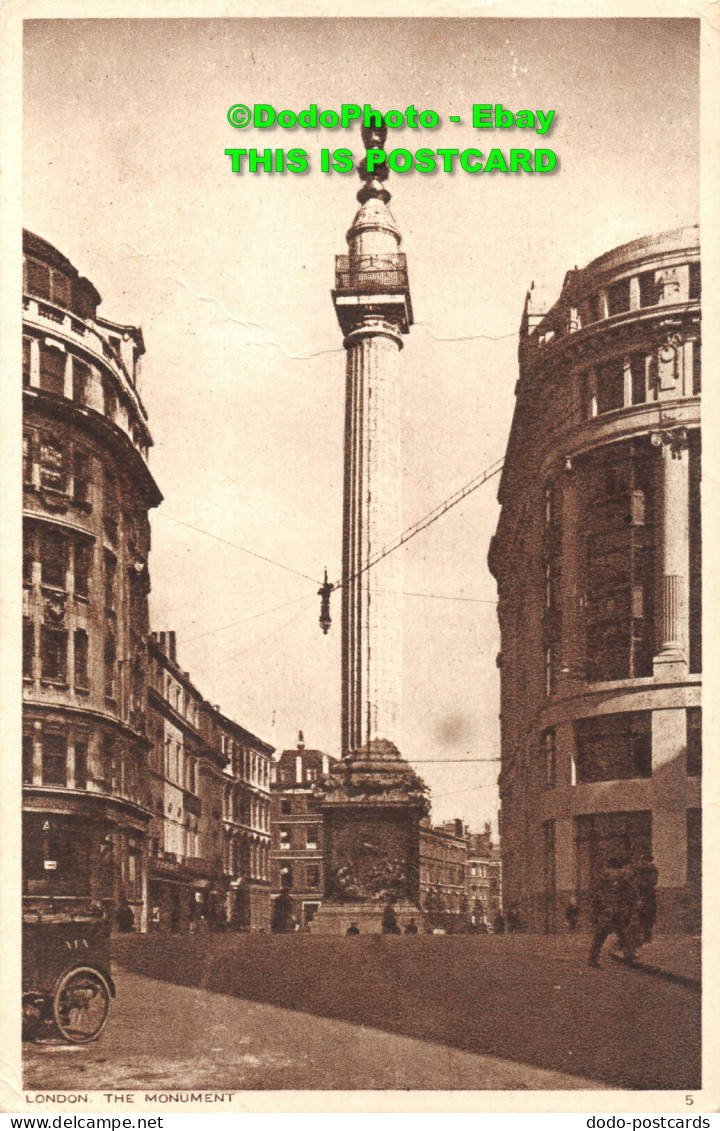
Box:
342;325;402;754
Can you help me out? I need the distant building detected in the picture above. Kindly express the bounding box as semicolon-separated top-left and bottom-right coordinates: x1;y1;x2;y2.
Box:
270;734;335;928
22;230;161;930
148;631;273;932
466;824;502;925
490;226;701;931
419;818;468;929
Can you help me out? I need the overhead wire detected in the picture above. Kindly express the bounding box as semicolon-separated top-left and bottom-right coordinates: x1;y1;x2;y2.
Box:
155;453;505;649
331;458;505;592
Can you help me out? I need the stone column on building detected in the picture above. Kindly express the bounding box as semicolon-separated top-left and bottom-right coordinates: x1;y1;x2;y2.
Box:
558;462;583;693
652;427;690;678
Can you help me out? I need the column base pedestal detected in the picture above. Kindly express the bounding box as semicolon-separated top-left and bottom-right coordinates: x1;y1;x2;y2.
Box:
653;650;689;682
308;901;424;935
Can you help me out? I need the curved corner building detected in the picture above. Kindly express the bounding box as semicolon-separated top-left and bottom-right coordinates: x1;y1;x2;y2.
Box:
489;226;701;932
22;231;162;930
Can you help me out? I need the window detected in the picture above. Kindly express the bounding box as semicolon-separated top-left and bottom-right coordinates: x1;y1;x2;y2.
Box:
26;258;51;300
280;865;293;888
574;712;652;783
104;472;119;542
52;271;71;309
692;341;701;395
687;809;701;890
40;528;67;590
73;450;90;506
281;799;292;815
597;357;625;414
544;561;553;610
279;827;291;851
544;646;554;698
102;376;117;420
23;433;34;487
23;338;32;386
631;489;646;526
104;551;116;611
43;732;67;786
543;729;556;789
306;825;319;850
39;343;66;397
23;621;34;679
687;708;701;776
39;439;66;493
630;352;646;405
41;625;68;683
688;263;701;301
607;279;630;316
74;629;89;689
72;357;90;403
306;767;318;783
74;539;91;598
23;733;34;783
104;630;116;699
638;271;657;307
74;741;88;789
306;864;321;888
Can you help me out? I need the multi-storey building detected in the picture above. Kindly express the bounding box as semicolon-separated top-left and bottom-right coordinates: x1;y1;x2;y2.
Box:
147;631;213;931
270;735;334;928
489;226;701;931
419;819;468;928
22;230;162;930
147;630;273;932
466;824;502;925
213;707;273;932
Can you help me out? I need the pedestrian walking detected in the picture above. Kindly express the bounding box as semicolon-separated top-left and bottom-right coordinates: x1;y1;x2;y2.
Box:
588;857;638;966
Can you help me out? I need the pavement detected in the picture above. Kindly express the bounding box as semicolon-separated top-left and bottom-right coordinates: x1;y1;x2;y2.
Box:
23;971;604;1092
23;933;701;1093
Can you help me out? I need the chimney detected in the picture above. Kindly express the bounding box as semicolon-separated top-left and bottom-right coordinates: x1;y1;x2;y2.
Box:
454;818;464;840
297;730;305;751
168;630;177;664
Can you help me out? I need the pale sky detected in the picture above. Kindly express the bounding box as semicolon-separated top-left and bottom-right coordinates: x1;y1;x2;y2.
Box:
23;16;699;828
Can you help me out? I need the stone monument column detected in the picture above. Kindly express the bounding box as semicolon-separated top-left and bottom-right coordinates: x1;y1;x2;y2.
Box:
334;125;410;755
311;123;429;935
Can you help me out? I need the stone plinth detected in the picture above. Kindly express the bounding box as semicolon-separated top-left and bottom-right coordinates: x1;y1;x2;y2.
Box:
307;901;423;936
310;740;429;935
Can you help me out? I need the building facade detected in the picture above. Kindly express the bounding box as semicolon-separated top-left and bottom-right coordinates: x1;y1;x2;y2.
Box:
147;631;215;931
466;824;502;926
489;226;701;932
22;230;161;931
147;631;273;932
419;819;468;929
269;735;334;928
213;706;273;932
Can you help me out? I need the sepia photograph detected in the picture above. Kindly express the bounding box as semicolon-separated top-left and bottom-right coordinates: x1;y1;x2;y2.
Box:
1;4;714;1112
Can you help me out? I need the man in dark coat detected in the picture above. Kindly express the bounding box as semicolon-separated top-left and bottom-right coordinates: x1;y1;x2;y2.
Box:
588;858;638;966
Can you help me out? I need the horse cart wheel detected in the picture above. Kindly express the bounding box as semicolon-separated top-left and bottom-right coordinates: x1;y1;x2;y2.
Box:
52;967;111;1043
